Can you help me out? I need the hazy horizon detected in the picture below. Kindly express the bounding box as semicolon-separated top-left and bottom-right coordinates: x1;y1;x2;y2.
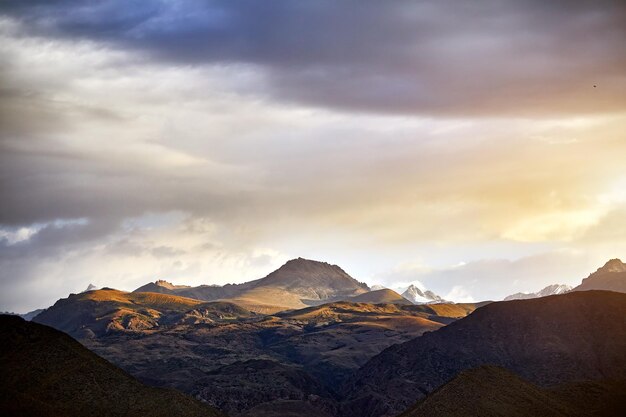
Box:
1;1;626;312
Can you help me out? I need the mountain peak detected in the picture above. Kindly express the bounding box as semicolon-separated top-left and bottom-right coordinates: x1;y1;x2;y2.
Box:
154;279;176;289
401;284;444;304
574;258;626;293
279;257;344;272
596;258;626;274
83;283;97;292
259;257;370;299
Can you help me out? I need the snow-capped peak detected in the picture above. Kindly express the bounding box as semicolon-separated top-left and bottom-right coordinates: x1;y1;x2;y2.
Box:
401;284;444;304
504;283;572;301
370;284;387;291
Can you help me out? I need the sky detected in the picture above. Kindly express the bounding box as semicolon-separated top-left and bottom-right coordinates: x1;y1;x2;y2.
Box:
1;0;625;312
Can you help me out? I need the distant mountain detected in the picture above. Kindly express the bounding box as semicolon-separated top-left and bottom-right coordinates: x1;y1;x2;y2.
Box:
133;279;192;294
399;365;626;417
0;315;222;417
19;308;46;321
573;258;626;293
133;258;370;313
504;283;571;301
347;289;412;305
82;283;98;292
342;291;626;417
401;284;444;304
369;284;387;291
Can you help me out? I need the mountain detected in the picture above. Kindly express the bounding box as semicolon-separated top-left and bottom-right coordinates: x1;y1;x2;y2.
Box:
504;283;572;301
133;258;370;313
133;279;192;294
33;288;205;338
370;284;387;291
82;283;98;292
34;282;481;416
0;315;222;417
401;284;444;304
342;291;626;417
347;289;412;305
398;365;626;417
574;258;626;293
19;308;46;321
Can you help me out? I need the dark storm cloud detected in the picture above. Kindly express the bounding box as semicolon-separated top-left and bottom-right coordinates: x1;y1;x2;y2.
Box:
1;0;625;116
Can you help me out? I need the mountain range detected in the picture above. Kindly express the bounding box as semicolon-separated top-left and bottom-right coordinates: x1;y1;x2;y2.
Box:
133;258;370;313
7;257;626;417
33;287;482;416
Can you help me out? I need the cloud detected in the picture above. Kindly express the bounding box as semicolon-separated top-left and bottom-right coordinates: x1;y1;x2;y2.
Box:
0;1;625;312
444;286;475;303
1;0;625;116
379;251;606;302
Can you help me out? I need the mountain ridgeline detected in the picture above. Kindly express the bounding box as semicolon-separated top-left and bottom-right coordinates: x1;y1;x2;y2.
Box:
133;258;370;313
341;290;626;417
17;257;626;417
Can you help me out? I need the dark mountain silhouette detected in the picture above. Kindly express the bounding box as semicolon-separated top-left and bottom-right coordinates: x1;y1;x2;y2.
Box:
398;365;626;417
342;291;626;417
573;258;626;293
0;315;222;417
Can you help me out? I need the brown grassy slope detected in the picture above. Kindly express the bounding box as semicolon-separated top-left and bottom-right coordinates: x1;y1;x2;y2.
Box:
33;288;205;338
347;289;412;305
342;291;626;417
0;315;223;417
399;365;626;417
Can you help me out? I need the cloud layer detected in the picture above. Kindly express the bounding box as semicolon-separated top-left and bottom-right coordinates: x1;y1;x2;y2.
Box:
1;1;625;311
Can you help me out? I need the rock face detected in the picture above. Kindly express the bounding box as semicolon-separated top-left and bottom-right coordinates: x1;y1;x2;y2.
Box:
574;258;626;293
342;291;626;417
133;258;370;312
401;284;444;304
399;365;626;417
0;315;223;417
504;283;572;301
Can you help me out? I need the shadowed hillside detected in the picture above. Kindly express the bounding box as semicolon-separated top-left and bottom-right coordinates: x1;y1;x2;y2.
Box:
399;366;626;417
574;258;626;293
0;315;223;417
342;291;626;417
